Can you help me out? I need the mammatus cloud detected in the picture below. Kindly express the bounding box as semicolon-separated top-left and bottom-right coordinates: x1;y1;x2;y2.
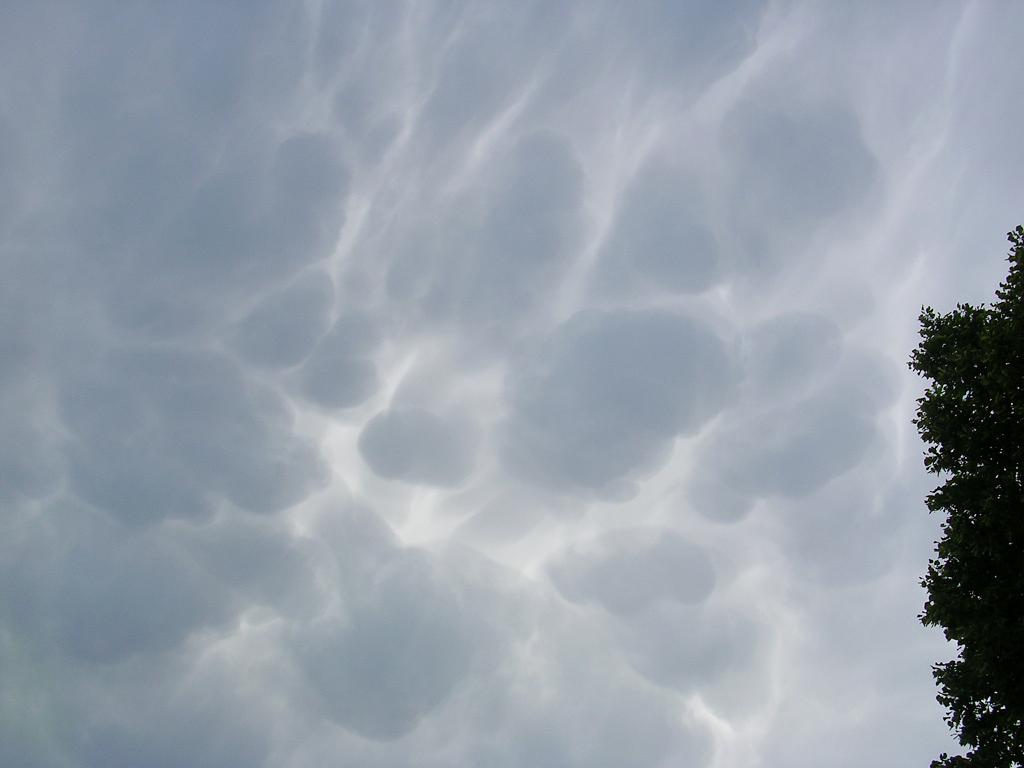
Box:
359;407;477;487
594;160;723;296
549;527;716;614
61;347;327;525
2;1;1020;766
384;131;585;347
502;309;737;499
230;270;335;370
298;312;381;410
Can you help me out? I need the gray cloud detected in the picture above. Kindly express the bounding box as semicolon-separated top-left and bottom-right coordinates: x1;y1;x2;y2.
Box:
60;346;326;525
177;511;321;618
2;502;231;664
692;336;898;514
3;1;1013;765
778;473;911;588
359;407;477;487
618;602;768;718
107;133;347;336
295;551;476;740
593;160;723;297
40;3;342;340
415;4;571;150
599;0;766;87
0;374;62;503
503;309;738;497
385;131;585;344
722;93;879;278
231;270;335;371
64;641;279;768
742;312;844;401
710;388;879;499
725;99;876;221
298;312;380;410
549;527;716;614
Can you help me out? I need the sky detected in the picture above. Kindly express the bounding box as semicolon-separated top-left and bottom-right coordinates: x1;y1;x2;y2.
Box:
1;2;1022;766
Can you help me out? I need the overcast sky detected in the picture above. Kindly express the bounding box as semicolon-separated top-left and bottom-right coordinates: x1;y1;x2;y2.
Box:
1;2;1022;766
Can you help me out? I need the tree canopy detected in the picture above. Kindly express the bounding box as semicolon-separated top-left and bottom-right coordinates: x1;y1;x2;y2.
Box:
910;226;1024;767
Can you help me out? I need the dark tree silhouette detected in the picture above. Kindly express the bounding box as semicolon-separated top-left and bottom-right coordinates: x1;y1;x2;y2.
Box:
910;226;1024;767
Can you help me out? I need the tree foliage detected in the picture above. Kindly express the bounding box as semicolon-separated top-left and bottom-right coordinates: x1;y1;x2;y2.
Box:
910;226;1024;767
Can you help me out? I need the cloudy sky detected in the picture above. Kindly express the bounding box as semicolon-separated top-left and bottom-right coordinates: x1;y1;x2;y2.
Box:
1;1;1021;766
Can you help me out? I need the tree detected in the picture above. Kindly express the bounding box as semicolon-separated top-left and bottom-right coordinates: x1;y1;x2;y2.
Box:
909;226;1024;767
